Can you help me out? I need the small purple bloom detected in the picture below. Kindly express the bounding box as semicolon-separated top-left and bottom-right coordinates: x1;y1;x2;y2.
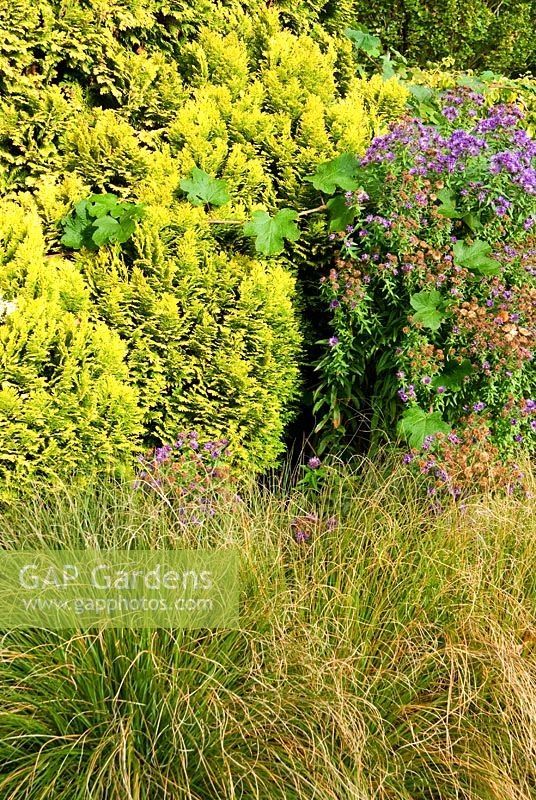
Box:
307;456;321;470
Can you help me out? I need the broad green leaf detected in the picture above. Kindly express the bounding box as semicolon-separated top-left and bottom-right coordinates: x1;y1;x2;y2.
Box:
410;289;445;331
344;28;382;57
243;209;300;256
326;195;356;232
114;216;137;243
73;199;90;219
453;239;501;275
305;154;360;195
179;167;230;207
91;216;121;246
382;55;396;79
86;193;121;218
436;188;462;219
60;215;87;249
479;70;497;82
398;406;451;448
115;202;145;221
432;359;473;391
462;212;482;233
408;84;434;102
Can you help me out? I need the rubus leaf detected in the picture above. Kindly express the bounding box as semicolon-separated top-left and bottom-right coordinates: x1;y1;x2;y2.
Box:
408;84;434;102
114;216;137;243
344;27;382;57
462;212;482;233
453;239;501;275
436;188;462;219
243;209;300;256
305;153;360;195
60;215;88;249
431;359;473;391
60;193;144;250
410;289;445;331
91;216;121;246
398;406;451;448
86;193;121;218
326;195;356;232
179;167;230;207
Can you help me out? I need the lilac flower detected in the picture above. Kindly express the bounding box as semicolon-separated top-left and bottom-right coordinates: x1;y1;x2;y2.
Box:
307;456;321;469
403;452;414;464
328;336;339;347
473;401;486;412
330;300;340;309
422;376;431;385
437;386;445;394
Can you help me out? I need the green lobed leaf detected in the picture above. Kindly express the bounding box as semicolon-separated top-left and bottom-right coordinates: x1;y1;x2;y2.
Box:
86;193;121;218
408;84;434;102
398;406;451;448
305;154;360;195
326;195;356;232
410;289;445;331
243;209;300;256
431;359;473;391
436;188;462;219
344;28;382;57
453;239;501;275
60;215;87;249
179;167;230;207
91;216;121;247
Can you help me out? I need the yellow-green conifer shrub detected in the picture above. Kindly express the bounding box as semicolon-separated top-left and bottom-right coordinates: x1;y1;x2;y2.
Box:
0;1;411;483
75;203;302;472
61;109;151;193
0;201;141;500
167;24;409;209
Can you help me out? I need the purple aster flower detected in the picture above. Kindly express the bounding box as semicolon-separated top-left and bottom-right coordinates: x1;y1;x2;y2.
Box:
473;401;486;412
422;376;431;385
326;516;338;531
328;336;339;347
307;456;321;469
437;386;445;394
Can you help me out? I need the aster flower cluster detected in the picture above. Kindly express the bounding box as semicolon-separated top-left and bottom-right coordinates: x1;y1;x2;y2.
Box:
320;86;536;489
403;408;531;502
134;432;235;526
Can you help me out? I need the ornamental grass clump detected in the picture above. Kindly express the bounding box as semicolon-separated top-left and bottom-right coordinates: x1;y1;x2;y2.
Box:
320;86;536;495
0;463;534;799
